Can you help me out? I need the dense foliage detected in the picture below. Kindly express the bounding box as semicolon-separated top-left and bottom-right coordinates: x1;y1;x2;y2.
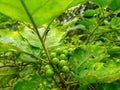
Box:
0;0;120;90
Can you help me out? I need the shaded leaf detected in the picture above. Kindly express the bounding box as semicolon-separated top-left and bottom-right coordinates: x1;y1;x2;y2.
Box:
19;53;37;62
19;65;35;77
108;0;120;11
83;9;99;17
90;0;111;7
0;42;22;52
108;46;120;58
13;73;53;90
0;67;17;87
110;17;120;26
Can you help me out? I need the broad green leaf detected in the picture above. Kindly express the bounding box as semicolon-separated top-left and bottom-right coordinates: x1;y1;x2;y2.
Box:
18;53;38;63
13;73;42;90
19;65;35;77
63;17;79;29
46;28;65;47
13;73;53;90
0;67;17;75
70;45;120;84
68;0;86;8
70;45;107;73
108;46;120;58
0;42;21;52
83;9;99;17
70;45;112;84
19;27;42;48
0;75;16;87
71;57;120;84
110;17;120;26
78;18;97;29
0;0;74;27
108;0;120;11
95;81;120;90
0;30;23;48
0;67;17;87
78;61;120;84
0;29;41;55
0;13;9;23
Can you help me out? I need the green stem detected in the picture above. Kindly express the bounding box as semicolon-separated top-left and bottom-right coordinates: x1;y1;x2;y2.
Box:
0;62;32;68
20;0;66;86
23;51;48;63
42;19;54;41
85;24;99;45
20;0;51;61
66;81;78;84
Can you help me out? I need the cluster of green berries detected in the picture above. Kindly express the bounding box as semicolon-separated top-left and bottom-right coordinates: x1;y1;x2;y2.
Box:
42;47;74;77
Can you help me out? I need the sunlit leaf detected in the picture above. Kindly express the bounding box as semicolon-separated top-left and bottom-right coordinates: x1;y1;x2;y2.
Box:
0;0;75;27
46;28;65;47
68;0;86;8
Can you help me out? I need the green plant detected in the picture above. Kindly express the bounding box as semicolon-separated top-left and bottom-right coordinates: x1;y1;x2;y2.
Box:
0;0;120;90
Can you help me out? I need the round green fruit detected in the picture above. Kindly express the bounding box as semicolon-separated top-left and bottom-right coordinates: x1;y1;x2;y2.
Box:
67;48;74;55
68;48;73;52
50;52;56;58
52;57;59;65
62;66;69;73
63;49;68;55
59;54;67;60
41;50;45;54
59;60;67;67
44;65;52;70
56;48;62;54
46;69;54;77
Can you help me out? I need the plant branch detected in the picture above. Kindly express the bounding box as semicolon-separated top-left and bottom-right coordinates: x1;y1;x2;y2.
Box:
66;81;78;84
85;24;99;45
42;19;54;41
20;0;66;86
20;0;51;61
22;51;48;63
0;62;32;68
20;0;51;62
